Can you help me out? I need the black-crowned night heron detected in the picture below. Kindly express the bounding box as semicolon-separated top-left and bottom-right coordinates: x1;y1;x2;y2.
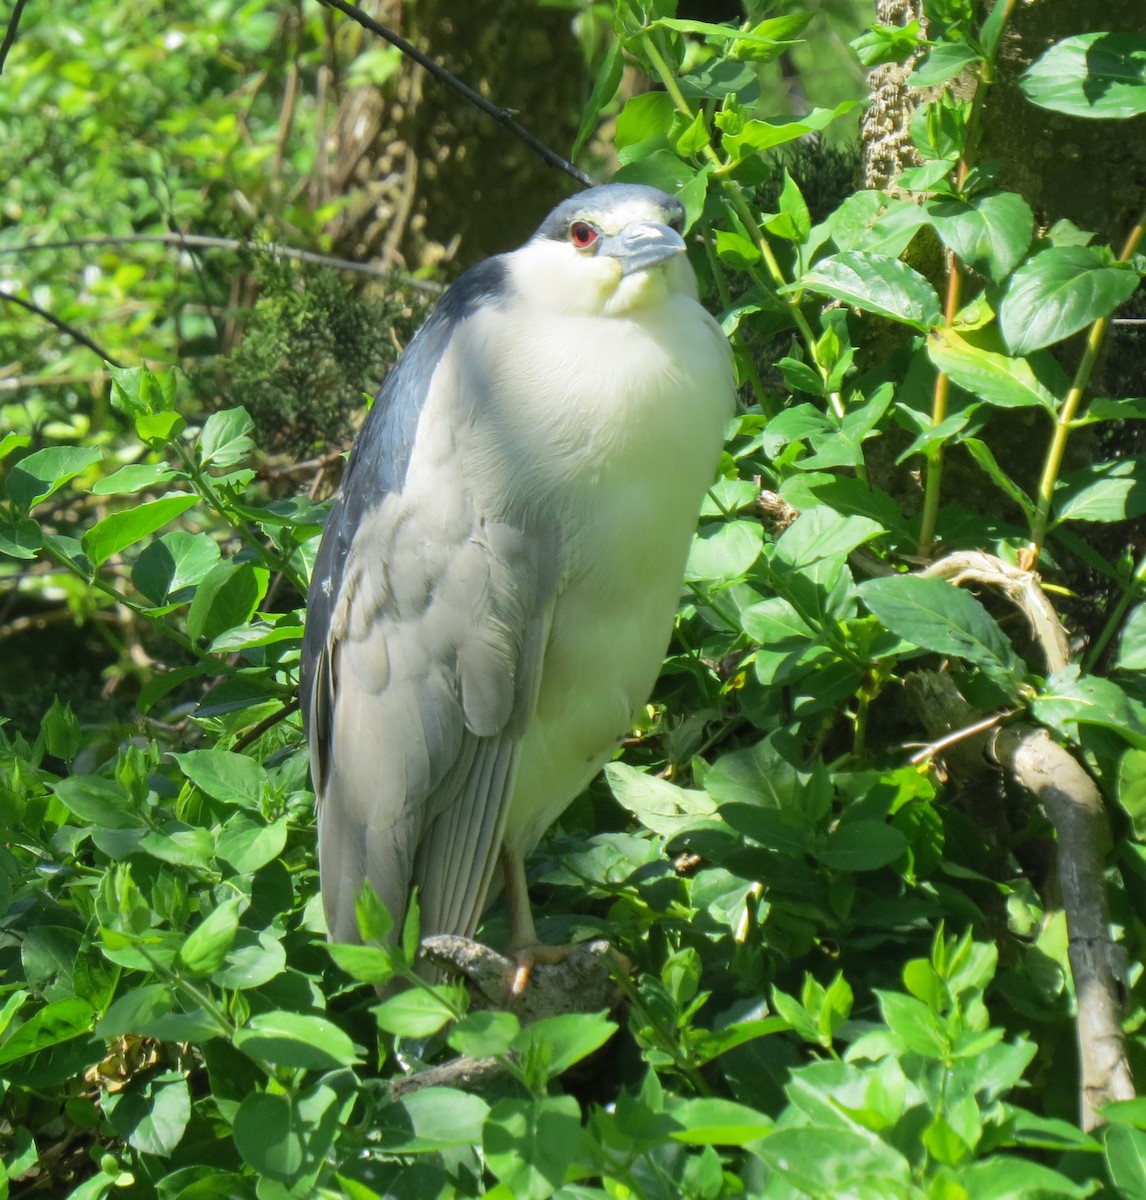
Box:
301;182;735;963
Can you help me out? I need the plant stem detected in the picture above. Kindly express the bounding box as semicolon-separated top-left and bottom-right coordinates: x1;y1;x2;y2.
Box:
638;30;821;364
1027;205;1146;564
39;538;198;655
915;2;1019;556
917;258;961;557
702;228;773;415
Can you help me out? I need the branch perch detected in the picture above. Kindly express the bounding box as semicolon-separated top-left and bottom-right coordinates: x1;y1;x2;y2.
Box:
992;725;1133;1129
901;551;1131;1128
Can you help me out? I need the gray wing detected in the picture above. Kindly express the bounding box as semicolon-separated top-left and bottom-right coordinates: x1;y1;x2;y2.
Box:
302;263;557;944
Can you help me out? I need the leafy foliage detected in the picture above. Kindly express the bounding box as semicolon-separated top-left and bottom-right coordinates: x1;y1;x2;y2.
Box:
3;0;1146;1198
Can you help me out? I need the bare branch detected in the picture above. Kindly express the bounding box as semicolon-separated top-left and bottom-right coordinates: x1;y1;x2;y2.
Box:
1;290;125;367
0;0;28;75
920;549;1071;673
992;725;1134;1129
904;669;1134;1129
420;935;622;1020
316;0;596;189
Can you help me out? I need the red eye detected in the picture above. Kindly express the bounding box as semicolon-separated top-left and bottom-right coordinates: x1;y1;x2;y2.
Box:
569;221;598;250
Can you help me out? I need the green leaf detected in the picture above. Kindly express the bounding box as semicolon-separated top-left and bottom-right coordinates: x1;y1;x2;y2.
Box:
1054;457;1146;524
108;1074;191;1158
615;91;673;163
383;1087;490;1152
999;245;1141;356
665;1097;774;1144
132;530;222;605
859;574;1024;695
605;762;717;837
962;438;1037;519
216;814;288;873
0;514;42;559
1106;1124;1146;1197
173;748;269;810
818;192;930;258
1117;749;1146;841
707;737;827;816
82;494;199;566
685;519;764;583
0;998;94;1066
572;40;623;160
135;410;186;446
741;597;816;674
1118;604;1146;670
52;775;146;829
178;898;242;977
40;696;81;760
876;990;948;1056
326;942;397;987
851;20;925;68
484;1094;581;1200
233;1083;343;1186
777;356;823;395
671;109;709;158
818;821;909;871
511;1011;617;1082
774;508;884;567
214;929;286;990
449;1010;521;1059
755;1126;912;1193
90;463;180;496
139;825;215;870
909;42;982;87
959;1157;1092;1197
233;1011;360;1069
199;407;256;468
799;252;942;330
5;446;102;508
765;171;811;243
1031;664;1146;746
926;328;1057;410
925;192;1033;281
372;986;459;1038
1021;32;1146;120
0;431;31;461
718;101;861;159
186;561;270;644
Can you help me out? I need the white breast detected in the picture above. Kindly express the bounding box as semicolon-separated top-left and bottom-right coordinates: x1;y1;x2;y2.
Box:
468;292;734;853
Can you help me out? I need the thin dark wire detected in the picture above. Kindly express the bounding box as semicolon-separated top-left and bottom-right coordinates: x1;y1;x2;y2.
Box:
1;291;125;367
0;0;28;76
317;0;596;189
2;232;444;292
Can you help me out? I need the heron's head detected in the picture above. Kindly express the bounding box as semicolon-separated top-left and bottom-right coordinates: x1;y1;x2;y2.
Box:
509;183;697;318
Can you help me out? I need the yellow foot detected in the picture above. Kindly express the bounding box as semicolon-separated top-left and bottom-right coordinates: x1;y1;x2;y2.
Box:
510;942;580;996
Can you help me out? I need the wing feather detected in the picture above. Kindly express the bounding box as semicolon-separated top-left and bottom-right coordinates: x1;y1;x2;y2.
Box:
303;302;558;945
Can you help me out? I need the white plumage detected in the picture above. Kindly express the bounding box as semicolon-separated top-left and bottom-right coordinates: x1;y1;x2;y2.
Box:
302;183;735;952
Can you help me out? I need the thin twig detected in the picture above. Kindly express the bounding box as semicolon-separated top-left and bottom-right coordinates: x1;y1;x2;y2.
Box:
316;0;595;189
0;0;28;75
4;232;444;293
908;710;1009;765
1;290;124;366
233;698;300;753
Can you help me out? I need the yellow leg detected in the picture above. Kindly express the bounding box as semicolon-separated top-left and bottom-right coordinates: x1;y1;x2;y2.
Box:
501;845;536;951
501;846;572;993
